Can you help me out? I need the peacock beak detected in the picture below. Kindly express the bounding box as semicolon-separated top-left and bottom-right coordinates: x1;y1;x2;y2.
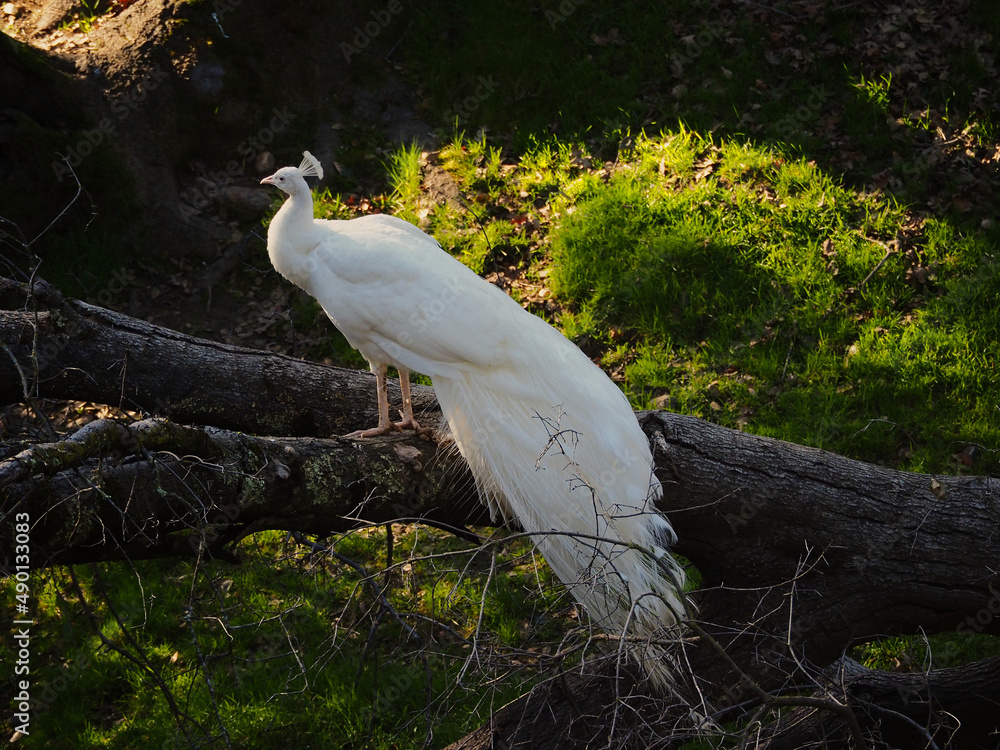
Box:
260;175;274;186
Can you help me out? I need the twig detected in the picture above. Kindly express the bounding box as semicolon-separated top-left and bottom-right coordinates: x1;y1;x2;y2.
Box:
856;231;895;289
183;605;235;748
457;548;497;685
384;522;394;590
70;566;206;744
856;698;941;750
381;516;483;544
779;334;794;383
320;542;421;643
26;156;85;248
456;195;495;261
0;343;57;441
685;615;869;748
736;0;800;19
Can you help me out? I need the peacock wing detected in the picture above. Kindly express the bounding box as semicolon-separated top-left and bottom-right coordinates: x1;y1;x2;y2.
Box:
304;214;525;378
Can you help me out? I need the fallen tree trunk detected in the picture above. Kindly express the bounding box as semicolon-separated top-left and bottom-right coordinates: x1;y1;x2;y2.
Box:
445;653;1000;749
0;276;439;437
0;415;487;567
755;655;1000;749
3;278;999;747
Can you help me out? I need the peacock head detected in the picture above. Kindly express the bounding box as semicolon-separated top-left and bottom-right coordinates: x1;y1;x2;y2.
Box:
260;150;324;196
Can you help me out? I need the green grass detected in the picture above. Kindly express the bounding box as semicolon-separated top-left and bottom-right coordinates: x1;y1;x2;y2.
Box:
378;128;1000;473
1;529;572;749
852;628;999;674
384;142;424;225
58;0;108;33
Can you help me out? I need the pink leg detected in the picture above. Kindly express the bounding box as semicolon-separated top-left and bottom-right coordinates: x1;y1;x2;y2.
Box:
343;364;396;438
393;368;422;432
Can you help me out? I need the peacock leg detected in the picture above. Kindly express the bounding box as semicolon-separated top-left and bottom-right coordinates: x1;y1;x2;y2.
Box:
394;368;422;432
343;364;397;438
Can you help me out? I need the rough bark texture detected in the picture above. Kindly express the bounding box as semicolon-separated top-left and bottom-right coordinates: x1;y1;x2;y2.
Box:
0;415;489;568
652;409;1000;672
0;277;439;436
3;279;1000;747
756;656;1000;750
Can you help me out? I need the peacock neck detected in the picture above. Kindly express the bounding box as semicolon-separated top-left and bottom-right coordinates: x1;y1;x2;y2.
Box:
276;190;314;233
267;190;317;289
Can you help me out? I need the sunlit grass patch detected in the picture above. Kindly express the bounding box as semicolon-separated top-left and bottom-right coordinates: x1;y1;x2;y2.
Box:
326;126;969;460
350;130;999;476
528;132;999;471
274;126;1000;743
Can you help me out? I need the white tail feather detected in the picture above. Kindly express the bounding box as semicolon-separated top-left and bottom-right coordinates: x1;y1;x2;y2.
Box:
432;337;687;688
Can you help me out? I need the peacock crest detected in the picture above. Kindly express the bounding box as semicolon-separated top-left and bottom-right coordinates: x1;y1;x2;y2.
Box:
298;150;324;180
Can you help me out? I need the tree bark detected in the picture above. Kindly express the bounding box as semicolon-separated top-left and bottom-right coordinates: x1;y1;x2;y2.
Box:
0;415;489;568
3;278;999;747
754;655;1000;750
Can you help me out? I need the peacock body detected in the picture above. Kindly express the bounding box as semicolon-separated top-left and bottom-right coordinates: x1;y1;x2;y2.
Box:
262;152;686;686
